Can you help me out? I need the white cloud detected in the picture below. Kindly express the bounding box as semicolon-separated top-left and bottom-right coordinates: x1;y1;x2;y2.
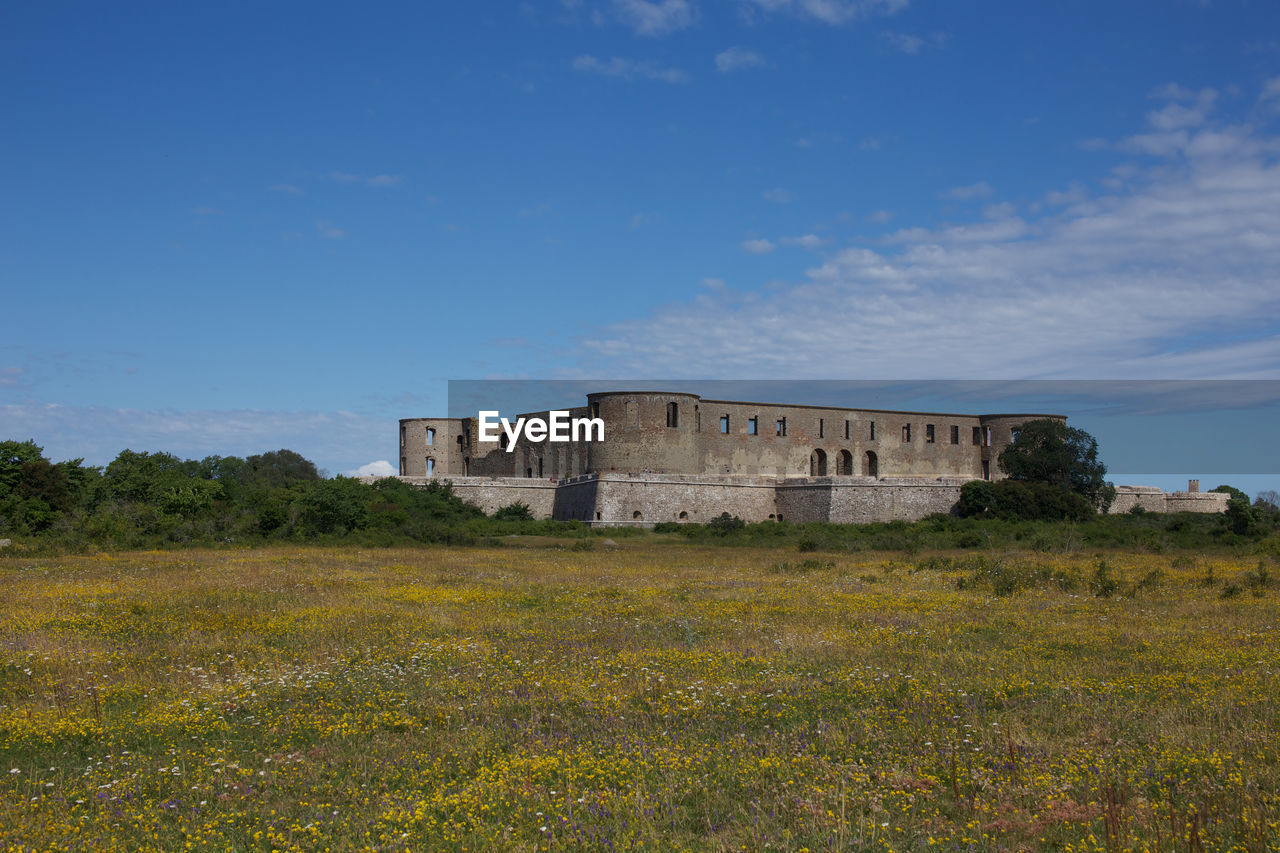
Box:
345;460;397;478
0;404;392;475
1262;76;1280;105
715;46;766;72
577;87;1280;380
328;172;404;188
742;238;776;254
781;234;824;248
940;181;994;200
572;55;690;83
867;209;894;223
613;0;696;35
879;30;945;54
743;0;908;26
1146;87;1216;131
316;220;347;240
1044;182;1088;207
0;367;24;387
762;187;793;203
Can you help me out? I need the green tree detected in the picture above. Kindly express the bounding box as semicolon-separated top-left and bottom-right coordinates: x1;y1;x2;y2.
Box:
997;419;1115;511
0;439;47;495
292;477;369;535
1211;484;1250;503
239;449;320;489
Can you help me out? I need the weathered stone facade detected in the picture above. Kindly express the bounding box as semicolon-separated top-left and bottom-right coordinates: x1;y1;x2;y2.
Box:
392;391;1056;524
1109;484;1229;515
393;391;1225;525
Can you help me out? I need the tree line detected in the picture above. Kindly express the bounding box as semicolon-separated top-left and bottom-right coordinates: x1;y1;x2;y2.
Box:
0;440;511;548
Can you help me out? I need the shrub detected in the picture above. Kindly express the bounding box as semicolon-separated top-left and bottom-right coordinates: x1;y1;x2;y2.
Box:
707;513;745;536
493;502;534;521
1090;558;1118;598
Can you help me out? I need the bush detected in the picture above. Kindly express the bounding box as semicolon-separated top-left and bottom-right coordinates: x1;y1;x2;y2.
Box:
1089;558;1118;598
707;513;745;536
493;502;534;521
958;479;1093;522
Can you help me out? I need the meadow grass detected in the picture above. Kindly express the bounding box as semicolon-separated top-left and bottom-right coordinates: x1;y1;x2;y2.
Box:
1;543;1277;851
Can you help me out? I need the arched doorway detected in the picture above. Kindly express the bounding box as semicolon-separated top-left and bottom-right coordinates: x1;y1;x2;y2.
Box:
810;448;827;476
864;450;878;477
837;449;853;475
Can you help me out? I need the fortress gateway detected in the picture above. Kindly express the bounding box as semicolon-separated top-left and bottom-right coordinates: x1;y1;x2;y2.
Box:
397;391;1225;524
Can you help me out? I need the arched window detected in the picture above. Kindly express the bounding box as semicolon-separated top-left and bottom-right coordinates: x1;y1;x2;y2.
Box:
837;449;853;475
666;402;679;428
633;510;643;520
426;458;435;478
678;511;689;521
810;448;827;476
864;451;878;477
426;428;435;446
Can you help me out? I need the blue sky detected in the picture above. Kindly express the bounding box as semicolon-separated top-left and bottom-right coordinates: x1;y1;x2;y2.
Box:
3;1;1279;484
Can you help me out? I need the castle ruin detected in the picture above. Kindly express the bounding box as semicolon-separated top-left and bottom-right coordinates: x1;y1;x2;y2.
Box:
395;391;1226;524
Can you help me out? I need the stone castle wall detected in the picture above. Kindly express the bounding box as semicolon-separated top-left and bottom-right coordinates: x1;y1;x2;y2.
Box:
1108;486;1229;515
393;390;1224;525
400;391;1064;483
397;475;559;517
381;474;1228;525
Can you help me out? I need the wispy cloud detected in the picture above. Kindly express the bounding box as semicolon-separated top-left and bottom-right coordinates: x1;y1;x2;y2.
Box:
715;46;767;72
940;181;994;200
270;183;305;195
743;0;908;26
613;0;696;35
879;30;947;54
762;187;793;203
0;403;391;475
577;82;1280;380
1145;85;1217;131
329;172;404;188
781;234;825;248
0;367;24;388
572;55;690;83
316;220;347;240
741;238;776;254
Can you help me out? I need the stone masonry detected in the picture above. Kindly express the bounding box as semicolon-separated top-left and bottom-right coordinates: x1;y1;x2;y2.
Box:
392;391;1223;525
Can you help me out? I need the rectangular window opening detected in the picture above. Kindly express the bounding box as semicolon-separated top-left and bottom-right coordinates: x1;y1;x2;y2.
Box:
925;424;935;444
902;424;911;442
748;416;758;435
720;414;730;434
776;418;787;437
972;426;982;446
869;421;876;441
950;425;960;445
844;419;850;440
818;418;824;438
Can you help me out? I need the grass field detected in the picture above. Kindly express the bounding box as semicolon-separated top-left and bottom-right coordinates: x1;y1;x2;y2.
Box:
1;542;1278;851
